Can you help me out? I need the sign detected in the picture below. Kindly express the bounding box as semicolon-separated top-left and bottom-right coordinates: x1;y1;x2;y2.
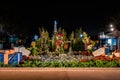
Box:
92;48;105;56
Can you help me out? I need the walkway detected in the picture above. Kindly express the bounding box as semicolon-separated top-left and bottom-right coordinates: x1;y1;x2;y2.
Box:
0;68;120;80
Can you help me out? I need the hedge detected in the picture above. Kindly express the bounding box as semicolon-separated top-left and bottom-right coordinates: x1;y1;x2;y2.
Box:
1;60;120;67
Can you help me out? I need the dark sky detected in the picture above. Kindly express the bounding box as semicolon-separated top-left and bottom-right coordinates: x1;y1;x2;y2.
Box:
0;1;120;37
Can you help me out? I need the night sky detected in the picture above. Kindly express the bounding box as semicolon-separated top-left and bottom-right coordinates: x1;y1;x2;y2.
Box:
0;1;120;38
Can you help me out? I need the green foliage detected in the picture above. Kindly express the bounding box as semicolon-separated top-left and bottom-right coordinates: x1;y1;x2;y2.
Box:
28;26;96;55
69;31;74;41
70;61;78;67
79;62;90;67
70;28;84;51
51;33;56;52
51;27;67;54
28;47;39;56
55;46;64;54
1;60;120;67
0;62;4;67
94;60;104;67
88;60;95;67
72;38;84;51
75;27;83;38
35;27;50;55
116;60;120;67
0;62;17;67
61;28;67;41
15;60;120;67
35;39;41;49
63;61;69;67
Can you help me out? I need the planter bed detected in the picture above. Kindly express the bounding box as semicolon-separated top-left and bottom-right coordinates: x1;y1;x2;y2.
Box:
0;59;120;67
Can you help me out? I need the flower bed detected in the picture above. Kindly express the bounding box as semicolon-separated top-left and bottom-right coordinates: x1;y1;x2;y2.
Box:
21;54;93;63
17;59;120;67
1;55;120;67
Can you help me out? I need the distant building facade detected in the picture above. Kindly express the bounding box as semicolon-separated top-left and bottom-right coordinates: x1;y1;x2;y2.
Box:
99;30;120;51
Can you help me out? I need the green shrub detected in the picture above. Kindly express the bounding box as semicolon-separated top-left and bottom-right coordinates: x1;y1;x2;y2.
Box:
72;39;84;51
94;60;104;67
0;62;4;67
63;61;69;67
116;60;120;67
1;59;120;67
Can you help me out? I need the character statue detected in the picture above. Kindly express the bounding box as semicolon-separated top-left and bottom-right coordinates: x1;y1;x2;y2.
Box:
28;41;39;58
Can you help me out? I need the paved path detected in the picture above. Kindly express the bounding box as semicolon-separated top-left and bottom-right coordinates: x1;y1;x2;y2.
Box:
0;68;120;80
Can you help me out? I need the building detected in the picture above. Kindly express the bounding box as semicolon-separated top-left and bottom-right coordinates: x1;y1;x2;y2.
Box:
99;30;120;51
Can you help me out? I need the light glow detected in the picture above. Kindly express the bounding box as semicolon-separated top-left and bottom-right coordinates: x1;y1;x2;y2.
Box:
110;28;114;31
110;24;113;28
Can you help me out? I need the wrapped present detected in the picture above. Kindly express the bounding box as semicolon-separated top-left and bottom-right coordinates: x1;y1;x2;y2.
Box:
0;53;4;63
0;50;22;65
8;52;22;64
0;50;5;64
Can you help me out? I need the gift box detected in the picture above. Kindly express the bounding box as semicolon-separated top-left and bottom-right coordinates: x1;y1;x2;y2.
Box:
8;52;22;64
0;50;22;65
0;50;5;63
0;53;4;62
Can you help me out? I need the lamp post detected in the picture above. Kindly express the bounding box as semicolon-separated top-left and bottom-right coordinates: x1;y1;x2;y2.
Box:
109;24;115;50
109;24;114;31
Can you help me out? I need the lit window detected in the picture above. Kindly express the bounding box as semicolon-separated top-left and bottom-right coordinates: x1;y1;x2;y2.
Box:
108;39;112;45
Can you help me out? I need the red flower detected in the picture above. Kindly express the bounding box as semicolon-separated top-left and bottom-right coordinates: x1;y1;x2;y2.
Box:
57;33;62;37
56;40;61;46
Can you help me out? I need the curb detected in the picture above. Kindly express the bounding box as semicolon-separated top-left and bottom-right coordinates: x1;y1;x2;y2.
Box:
0;67;120;71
